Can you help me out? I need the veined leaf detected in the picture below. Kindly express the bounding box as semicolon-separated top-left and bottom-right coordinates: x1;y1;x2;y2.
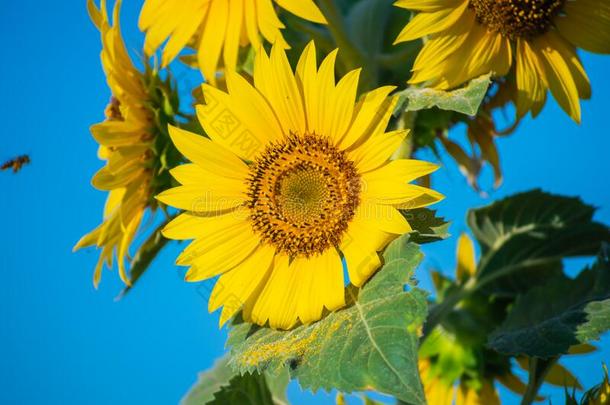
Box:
181;357;234;405
395;74;491;116
227;236;428;405
488;246;610;357
468;190;610;289
208;373;274;405
181;356;289;405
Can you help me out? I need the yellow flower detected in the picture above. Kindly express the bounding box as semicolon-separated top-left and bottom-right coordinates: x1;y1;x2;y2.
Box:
75;0;157;287
138;0;327;85
394;0;610;122
419;359;501;405
157;42;443;329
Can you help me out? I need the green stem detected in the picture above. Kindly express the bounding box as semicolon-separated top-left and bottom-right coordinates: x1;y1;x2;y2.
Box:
424;258;558;337
521;357;558;405
285;16;334;53
317;0;363;73
422;277;476;338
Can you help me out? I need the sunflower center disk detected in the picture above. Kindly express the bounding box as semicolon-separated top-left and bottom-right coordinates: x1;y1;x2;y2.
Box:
246;134;361;257
469;0;565;39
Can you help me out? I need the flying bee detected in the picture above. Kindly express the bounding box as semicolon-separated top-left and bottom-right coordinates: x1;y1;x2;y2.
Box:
1;155;31;173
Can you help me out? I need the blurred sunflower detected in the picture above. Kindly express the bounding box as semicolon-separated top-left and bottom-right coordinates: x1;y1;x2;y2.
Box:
419;359;501;405
394;0;610;122
75;0;178;287
157;42;443;329
138;0;327;84
422;233;591;405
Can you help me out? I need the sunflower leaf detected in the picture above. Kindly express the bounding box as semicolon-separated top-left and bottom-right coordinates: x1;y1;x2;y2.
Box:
395;73;492;116
226;235;428;405
181;355;289;405
468;189;610;288
488;246;610;358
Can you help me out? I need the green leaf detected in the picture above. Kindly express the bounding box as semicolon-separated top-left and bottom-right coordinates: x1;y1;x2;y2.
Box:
488;246;610;357
227;235;428;405
181;356;289;405
209;373;274;405
482;260;564;298
402;208;451;244
181;357;235;405
468;189;610;288
395;74;492;116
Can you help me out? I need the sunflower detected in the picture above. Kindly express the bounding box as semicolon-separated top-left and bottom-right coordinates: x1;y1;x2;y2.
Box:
157;41;443;329
394;0;610;122
419;359;501;405
75;0;167;287
138;0;327;84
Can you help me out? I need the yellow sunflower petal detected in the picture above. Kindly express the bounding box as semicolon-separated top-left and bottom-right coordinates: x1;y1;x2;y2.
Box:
456;233;476;280
349;128;407;173
184;223;260;281
327;68;361;143
313;49;340;138
156;184;245;213
273;0;326;24
515;38;548;118
169;164;246;195
209;244;276;326
224;69;285;141
256;0;287;48
90;121;147;148
250;254;299;329
292;254;333;324
162;1;208;67
197;84;275;160
197;0;228;84
360;203;413;235
556;0;610;54
410;10;474;72
295;41;321;133
254;44;306;135
117;210;143;286
364;178;444;207
339;85;397;149
394;0;468;43
91;164;144;190
244;1;262;49
363;159;440;185
533;35;581;123
168;125;249;180
222;0;243;73
545;31;591;100
395;0;463;12
340;234;383;288
162;212;209;240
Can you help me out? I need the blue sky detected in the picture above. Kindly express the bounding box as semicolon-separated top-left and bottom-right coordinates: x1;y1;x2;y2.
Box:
0;1;608;404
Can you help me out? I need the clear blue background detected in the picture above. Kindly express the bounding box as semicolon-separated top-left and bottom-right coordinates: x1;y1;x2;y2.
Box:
0;1;608;404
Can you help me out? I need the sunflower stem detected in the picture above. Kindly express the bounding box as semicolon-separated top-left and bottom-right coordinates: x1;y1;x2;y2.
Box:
317;0;364;73
521;356;559;405
422;277;477;338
